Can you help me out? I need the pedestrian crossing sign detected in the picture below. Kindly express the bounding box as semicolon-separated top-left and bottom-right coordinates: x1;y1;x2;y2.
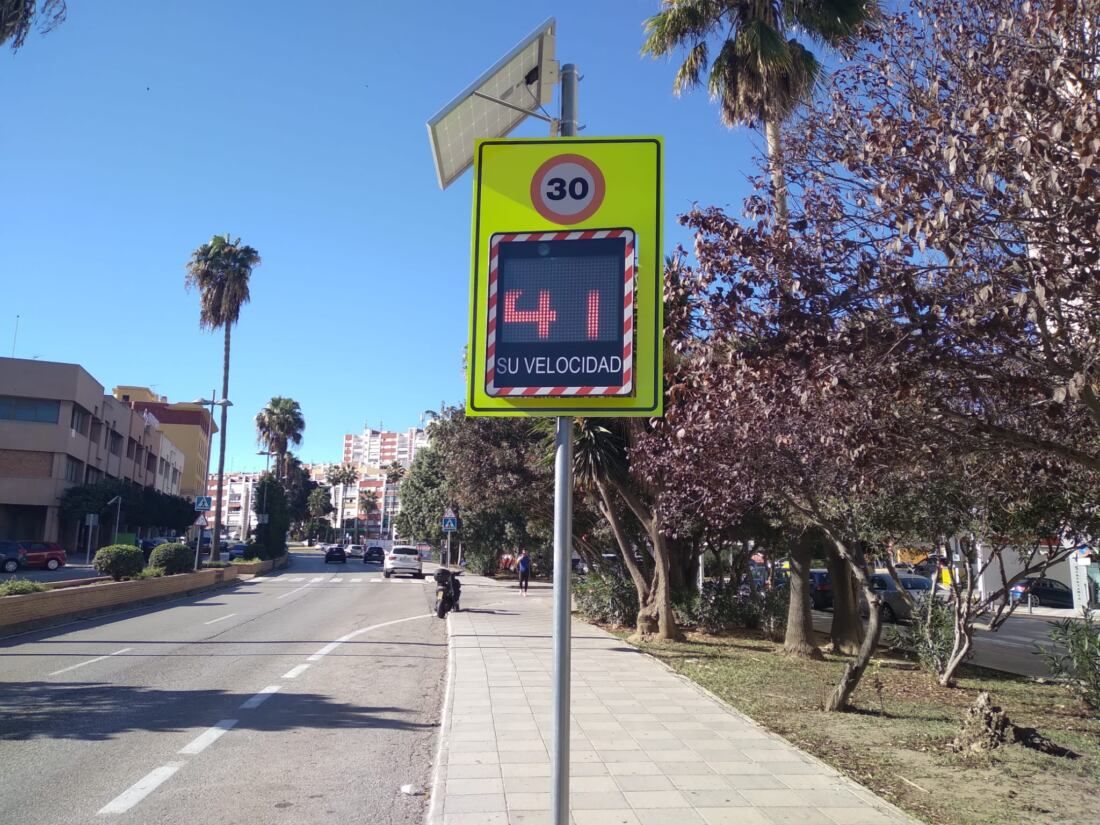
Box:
195;496;212;511
442;517;458;532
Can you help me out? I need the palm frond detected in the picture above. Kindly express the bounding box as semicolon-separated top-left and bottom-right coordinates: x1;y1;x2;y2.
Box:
673;40;709;96
641;0;722;58
791;0;879;49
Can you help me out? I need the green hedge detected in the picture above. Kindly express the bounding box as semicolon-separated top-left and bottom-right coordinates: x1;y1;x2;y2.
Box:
574;572;639;627
93;544;144;581
0;578;47;596
148;543;194;575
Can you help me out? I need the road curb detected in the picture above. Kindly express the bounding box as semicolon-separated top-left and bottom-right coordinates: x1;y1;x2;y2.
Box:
425;609;455;825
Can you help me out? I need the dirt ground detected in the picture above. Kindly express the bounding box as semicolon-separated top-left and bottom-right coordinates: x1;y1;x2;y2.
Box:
621;629;1100;825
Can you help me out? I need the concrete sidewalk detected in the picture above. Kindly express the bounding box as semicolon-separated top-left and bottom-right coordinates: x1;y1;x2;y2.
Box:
429;573;918;825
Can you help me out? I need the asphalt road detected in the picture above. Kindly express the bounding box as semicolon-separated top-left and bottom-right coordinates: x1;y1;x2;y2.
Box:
0;551;447;825
811;609;1065;678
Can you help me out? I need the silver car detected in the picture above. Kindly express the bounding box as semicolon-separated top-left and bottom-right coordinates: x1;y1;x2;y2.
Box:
866;573;941;623
383;546;424;579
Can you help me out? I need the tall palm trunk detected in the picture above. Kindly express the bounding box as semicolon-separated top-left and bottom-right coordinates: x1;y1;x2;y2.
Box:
765;119;789;229
211;325;231;563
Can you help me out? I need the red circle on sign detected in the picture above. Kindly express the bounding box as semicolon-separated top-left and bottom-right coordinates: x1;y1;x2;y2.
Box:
530;154;606;225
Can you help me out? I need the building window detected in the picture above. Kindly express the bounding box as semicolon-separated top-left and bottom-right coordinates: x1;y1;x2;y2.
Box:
172;468;180;485
126;438;137;459
0;395;61;424
108;432;123;456
70;404;90;435
147;453;157;472
85;466;103;484
64;456;84;483
90;420;103;444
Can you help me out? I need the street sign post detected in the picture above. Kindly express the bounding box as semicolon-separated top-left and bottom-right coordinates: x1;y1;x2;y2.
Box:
194;514;208;528
442;517;458;532
429;29;662;825
194;496;212;512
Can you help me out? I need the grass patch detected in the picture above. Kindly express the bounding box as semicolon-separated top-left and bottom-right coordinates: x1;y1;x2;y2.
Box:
0;578;47;596
621;628;1100;825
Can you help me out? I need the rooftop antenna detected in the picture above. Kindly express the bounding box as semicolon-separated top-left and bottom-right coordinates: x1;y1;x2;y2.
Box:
10;314;19;357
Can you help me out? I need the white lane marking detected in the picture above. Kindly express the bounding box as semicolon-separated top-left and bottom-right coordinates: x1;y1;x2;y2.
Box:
203;613;237;625
306;613;432;662
310;576;324;582
49;647;132;676
276;582;315;600
350;578;363;583
282;663;310;679
426;612;456;825
97;762;184;815
178;719;238;755
287;576;304;582
328;576;341;582
239;685;282;710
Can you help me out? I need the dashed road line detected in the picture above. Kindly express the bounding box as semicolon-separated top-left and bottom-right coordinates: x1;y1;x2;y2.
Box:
178;720;238;755
49;647;132;676
203;613;237;625
97;763;184;815
282;663;310;679
239;685;281;709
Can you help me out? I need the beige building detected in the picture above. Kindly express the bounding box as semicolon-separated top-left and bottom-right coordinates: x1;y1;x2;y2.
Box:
0;358;185;546
113;386;215;499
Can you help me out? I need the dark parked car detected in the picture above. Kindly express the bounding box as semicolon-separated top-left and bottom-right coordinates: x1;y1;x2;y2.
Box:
1011;577;1075;609
226;544;250;561
364;546;385;564
325;545;348;564
808;569;833;610
0;540;67;572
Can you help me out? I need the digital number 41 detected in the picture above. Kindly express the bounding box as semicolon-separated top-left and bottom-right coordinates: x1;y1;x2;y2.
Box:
503;290;601;341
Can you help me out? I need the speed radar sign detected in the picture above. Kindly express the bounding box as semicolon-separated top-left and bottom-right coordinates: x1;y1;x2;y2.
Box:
468;137;663;417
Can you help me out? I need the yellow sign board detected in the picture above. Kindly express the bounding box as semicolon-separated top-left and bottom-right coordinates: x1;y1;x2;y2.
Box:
466;137;663;417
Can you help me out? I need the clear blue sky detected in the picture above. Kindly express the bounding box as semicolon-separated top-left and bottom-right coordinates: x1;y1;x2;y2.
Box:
1;0;759;471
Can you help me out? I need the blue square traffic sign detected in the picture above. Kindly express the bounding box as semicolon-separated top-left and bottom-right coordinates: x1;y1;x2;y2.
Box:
442;517;458;532
195;496;212;512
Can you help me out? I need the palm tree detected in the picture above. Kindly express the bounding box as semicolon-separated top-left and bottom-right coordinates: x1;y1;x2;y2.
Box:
1;0;66;51
327;464;358;544
255;397;305;478
358;490;378;540
185;234;261;561
642;0;877;225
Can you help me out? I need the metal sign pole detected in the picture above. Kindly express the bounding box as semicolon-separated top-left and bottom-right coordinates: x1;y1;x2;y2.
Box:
551;61;579;825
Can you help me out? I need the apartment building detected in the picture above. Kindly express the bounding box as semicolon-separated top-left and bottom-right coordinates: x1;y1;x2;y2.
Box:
342;426;428;468
0;358;185;546
205;471;262;540
334;426;429;541
113;386;216;499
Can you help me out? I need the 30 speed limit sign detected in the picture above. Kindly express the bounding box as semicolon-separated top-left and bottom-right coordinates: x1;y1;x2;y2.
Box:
530;154;606;224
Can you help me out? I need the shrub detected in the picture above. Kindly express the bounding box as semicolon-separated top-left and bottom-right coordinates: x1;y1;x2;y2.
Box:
574;571;639;627
148;543;194;575
671;587;700;627
93;544;144;581
759;586;789;642
245;541;269;561
131;566;166;580
1037;608;1100;713
885;596;956;676
463;547;499;576
0;578;47;596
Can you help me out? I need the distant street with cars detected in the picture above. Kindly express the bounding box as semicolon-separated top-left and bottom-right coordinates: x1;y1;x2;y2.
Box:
0;549;446;825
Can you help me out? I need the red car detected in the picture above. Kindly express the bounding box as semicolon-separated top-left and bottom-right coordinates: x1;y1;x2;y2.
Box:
0;540;67;572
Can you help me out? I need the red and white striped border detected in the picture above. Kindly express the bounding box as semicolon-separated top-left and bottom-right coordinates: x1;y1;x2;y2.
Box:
485;229;635;398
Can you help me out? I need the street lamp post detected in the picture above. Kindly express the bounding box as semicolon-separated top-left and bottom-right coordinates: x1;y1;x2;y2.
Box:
256;450;275;543
192;394;232;566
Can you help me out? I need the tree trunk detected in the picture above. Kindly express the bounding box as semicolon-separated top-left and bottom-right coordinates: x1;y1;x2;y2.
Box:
940;626;973;687
827;545;863;655
210;325;231;563
765;118;789;229
784;537;823;659
825;540;882;712
595;481;650;629
614;481;682;641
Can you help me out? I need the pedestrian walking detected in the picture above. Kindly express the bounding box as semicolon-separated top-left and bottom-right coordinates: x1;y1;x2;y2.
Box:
517;549;531;595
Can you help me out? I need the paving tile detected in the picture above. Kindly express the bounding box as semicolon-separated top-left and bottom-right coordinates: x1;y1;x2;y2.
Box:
698;810;774;825
503;762;552;777
446;778;504;795
572;811;642;825
570;762;612;776
654;762;716;776
446;763;502;780
794;789;861;808
606;762;663;776
623;790;690;809
667;774;732;790
570;776;619;792
444;812;509;825
613;774;673;791
722;774;787;790
571;791;630;810
506;792;551;810
680;789;749;807
776;774;844;790
758;807;837;825
509;810;552;825
821;807;898;824
444;793;507;813
449;751;501;766
738;790;805;807
634;809;706;825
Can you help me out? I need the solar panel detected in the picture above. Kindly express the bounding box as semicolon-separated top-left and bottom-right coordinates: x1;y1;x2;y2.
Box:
427;18;557;190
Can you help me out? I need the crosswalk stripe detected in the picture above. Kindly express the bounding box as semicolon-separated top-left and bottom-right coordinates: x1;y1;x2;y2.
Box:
350;578;363;583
